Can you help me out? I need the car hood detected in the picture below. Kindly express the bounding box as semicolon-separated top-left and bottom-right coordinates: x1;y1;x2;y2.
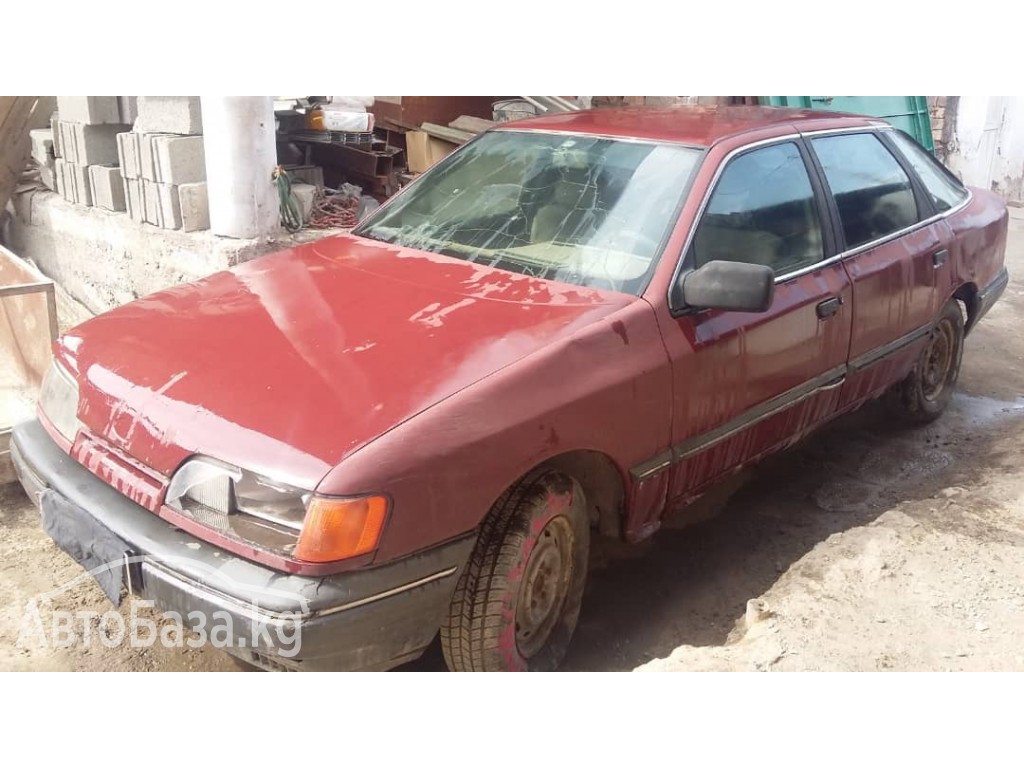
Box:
57;234;633;489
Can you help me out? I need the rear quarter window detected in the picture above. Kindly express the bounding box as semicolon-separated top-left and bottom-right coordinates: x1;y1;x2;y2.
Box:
889;130;969;213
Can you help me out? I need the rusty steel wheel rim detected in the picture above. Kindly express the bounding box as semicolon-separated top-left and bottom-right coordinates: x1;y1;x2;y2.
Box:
515;516;574;659
921;319;955;402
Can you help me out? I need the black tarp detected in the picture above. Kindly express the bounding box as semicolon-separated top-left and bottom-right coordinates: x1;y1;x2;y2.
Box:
40;489;129;605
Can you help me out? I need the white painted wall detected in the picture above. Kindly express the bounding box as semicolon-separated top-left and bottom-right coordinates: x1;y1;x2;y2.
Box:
947;96;1024;203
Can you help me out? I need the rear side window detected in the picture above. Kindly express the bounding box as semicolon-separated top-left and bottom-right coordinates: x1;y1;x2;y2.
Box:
692;142;824;275
889;130;969;213
812;133;920;249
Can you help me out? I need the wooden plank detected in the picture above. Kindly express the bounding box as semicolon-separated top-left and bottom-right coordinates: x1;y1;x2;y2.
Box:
0;96;56;213
370;96;498;134
0;281;52;298
448;115;495;134
419;122;474;145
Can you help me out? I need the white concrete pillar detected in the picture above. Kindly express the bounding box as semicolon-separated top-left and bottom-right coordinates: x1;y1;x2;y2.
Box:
200;96;279;239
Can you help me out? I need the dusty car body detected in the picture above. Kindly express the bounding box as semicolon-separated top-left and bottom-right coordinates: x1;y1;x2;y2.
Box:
12;106;1008;671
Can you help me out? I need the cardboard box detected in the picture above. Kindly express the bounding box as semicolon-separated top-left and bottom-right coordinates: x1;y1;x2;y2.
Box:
405;131;456;174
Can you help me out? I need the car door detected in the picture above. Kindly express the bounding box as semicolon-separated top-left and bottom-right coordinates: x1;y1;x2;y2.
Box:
646;138;853;526
806;130;952;409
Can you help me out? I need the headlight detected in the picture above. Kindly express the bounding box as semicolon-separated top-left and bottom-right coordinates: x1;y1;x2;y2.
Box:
166;456;387;562
39;360;81;443
167;456;305;528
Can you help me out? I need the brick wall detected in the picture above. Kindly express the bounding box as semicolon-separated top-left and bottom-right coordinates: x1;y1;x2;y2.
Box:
928;96;958;160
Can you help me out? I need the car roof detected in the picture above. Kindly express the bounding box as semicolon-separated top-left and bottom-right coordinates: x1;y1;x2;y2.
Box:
494;105;886;147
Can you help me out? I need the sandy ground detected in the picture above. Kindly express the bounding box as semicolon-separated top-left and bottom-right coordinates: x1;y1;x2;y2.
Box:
2;213;1023;673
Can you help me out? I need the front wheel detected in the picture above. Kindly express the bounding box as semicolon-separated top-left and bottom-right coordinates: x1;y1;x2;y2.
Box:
441;469;589;672
885;299;965;425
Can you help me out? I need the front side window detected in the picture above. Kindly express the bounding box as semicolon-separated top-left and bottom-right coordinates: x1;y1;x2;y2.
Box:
354;131;702;294
692;142;824;275
889;130;969;213
812;132;920;249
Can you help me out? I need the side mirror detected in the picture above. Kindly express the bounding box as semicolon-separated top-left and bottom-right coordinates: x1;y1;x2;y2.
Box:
675;260;775;313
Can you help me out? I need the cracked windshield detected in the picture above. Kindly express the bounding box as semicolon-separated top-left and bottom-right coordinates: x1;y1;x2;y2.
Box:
355;131;702;294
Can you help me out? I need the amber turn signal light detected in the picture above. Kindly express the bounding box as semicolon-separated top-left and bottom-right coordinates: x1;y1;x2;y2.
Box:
294;495;388;563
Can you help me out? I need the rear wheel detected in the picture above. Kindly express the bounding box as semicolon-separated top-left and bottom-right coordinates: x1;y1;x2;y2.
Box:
885;299;965;424
441;469;589;672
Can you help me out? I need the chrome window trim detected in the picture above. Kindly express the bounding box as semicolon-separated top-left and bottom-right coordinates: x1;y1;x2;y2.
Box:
773;251;846;283
798;123;891;138
490;126;706;149
667;126;976;302
826;189;973;263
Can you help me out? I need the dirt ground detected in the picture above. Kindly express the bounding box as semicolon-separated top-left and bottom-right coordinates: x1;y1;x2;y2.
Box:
2;212;1023;672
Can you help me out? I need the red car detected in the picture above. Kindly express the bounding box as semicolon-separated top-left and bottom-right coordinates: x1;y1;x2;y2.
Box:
12;106;1008;671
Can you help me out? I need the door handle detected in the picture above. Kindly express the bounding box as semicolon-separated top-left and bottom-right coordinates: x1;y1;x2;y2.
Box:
932;249;949;269
816;296;843;319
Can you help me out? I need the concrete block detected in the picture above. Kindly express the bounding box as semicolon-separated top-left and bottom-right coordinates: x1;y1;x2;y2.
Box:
68;163;93;206
138;133;173;181
143;180;161;225
50;113;61;158
178;182;209;232
56;96;121;125
53;160;66;196
152;135;205;184
63;162;79;204
142;180;181;229
75;164;92;206
135;96;203;135
285;165;325;189
59;123;77;164
40;165;56;192
31;129;54;166
118;96;138;125
292;183;317;223
117;132;141;179
124;178;145;223
58;160;74;203
89;165;126;212
58;122;75;163
156;183;182;229
59;121;130;166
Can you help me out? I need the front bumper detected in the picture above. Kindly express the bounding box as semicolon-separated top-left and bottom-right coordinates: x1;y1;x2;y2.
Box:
11;418;474;671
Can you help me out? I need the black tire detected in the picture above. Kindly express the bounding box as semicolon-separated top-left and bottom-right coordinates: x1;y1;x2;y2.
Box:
441;469;589;672
885;299;965;425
